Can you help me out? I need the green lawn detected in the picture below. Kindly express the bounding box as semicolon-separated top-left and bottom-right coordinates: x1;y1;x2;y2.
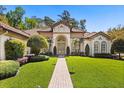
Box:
66;56;124;88
0;57;57;88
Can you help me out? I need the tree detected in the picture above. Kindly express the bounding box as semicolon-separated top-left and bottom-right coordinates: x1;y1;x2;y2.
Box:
24;16;45;30
44;16;55;28
18;22;27;30
6;6;25;29
25;17;37;29
0;5;6;15
69;18;79;29
112;38;124;59
85;44;90;56
58;10;83;29
0;6;8;24
80;19;86;31
31;16;44;28
107;25;124;40
0;15;8;24
27;35;48;55
58;10;71;22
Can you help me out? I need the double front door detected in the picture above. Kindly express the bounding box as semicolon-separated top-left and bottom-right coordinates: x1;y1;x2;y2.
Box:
57;42;65;55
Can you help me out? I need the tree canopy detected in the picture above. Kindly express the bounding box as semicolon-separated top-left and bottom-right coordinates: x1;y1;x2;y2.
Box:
44;16;55;28
6;6;25;29
0;6;87;31
0;5;6;15
58;10;86;30
107;25;124;40
111;38;124;59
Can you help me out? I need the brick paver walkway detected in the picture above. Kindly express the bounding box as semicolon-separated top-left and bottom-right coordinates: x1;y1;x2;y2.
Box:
48;58;73;88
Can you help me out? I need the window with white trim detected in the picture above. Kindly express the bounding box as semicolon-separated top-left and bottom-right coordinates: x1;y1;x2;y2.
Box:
94;41;100;53
101;41;107;53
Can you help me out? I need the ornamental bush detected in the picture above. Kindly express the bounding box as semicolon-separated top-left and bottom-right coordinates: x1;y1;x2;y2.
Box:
5;39;26;60
27;35;48;55
0;60;20;80
28;55;49;62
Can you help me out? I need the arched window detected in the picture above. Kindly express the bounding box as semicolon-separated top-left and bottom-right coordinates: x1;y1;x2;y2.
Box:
101;41;107;53
85;44;90;56
94;41;100;53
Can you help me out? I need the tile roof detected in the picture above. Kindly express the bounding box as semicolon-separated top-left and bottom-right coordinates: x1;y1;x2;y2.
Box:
71;27;84;32
0;22;29;37
84;32;97;38
24;27;52;35
84;31;111;39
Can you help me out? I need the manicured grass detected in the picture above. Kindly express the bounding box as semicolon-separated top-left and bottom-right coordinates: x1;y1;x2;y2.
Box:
66;56;124;88
0;57;57;88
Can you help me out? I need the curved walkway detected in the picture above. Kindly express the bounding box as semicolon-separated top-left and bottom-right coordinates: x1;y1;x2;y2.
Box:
48;58;73;88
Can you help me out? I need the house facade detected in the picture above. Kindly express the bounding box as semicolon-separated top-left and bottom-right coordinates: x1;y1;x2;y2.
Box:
0;21;112;60
25;21;112;56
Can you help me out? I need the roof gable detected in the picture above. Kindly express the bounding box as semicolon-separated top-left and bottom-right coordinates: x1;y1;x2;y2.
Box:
52;21;70;28
53;23;70;33
91;32;111;39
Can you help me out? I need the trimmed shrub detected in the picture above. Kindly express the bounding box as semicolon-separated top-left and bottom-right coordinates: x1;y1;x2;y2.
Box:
27;35;48;55
0;60;20;80
39;52;53;56
5;39;25;60
94;53;112;58
28;55;49;62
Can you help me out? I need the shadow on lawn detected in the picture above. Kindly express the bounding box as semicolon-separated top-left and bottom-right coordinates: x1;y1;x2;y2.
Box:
69;71;75;75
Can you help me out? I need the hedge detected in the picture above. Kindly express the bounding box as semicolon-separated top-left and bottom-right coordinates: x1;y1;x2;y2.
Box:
0;60;20;80
94;53;112;58
28;55;49;62
5;39;25;60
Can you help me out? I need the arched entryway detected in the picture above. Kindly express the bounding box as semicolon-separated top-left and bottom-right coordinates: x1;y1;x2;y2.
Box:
85;44;90;56
56;35;66;55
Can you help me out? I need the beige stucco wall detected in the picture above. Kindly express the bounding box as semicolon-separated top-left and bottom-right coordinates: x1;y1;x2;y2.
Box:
83;35;111;56
70;32;84;38
0;35;10;60
52;24;71;55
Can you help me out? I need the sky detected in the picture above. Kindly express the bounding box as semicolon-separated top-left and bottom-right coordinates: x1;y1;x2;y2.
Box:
5;5;124;32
